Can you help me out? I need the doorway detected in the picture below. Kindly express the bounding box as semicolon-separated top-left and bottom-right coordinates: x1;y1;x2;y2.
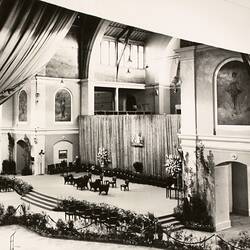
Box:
16;140;28;174
231;162;248;215
215;161;249;231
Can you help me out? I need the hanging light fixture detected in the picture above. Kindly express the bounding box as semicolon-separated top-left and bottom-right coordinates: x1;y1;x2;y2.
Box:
171;59;181;93
35;75;40;103
127;45;133;73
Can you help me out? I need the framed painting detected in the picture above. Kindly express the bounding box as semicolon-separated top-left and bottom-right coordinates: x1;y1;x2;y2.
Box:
55;89;71;122
58;150;67;159
217;60;250;125
18;90;27;122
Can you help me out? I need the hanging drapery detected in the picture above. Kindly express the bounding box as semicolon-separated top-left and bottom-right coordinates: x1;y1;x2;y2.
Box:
0;0;77;104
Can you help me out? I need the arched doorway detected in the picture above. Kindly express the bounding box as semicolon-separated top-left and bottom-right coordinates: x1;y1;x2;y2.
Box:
16;140;28;174
215;161;248;230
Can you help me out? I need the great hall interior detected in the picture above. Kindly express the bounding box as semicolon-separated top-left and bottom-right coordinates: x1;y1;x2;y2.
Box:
1;0;250;248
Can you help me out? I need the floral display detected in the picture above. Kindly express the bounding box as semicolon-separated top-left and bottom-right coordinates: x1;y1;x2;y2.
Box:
96;147;110;166
164;154;182;177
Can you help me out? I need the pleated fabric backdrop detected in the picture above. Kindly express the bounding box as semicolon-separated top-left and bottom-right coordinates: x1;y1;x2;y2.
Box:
79;114;181;177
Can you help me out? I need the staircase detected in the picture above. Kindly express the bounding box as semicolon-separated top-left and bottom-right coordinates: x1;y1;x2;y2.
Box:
157;213;185;232
21;190;61;211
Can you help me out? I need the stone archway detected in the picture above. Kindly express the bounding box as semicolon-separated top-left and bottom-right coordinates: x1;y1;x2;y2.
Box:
16;140;28;174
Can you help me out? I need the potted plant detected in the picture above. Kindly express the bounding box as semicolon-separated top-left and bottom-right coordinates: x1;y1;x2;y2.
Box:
133;162;143;174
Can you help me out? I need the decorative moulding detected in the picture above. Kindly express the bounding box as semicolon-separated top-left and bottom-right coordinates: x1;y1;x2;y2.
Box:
231;153;238;161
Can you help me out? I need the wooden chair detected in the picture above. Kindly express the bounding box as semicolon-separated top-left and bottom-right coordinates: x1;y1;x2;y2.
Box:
76;175;89;190
75;204;86;220
89;179;101;192
109;176;117;188
99;183;109;195
92;207;101;224
99;211;108;225
83;208;92;223
106;216;118;232
65;205;76;221
120;179;129;191
64;174;73;185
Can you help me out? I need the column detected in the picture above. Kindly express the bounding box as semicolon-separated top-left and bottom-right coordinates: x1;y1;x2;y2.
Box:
176;46;197;196
80;79;95;115
115;88;119;112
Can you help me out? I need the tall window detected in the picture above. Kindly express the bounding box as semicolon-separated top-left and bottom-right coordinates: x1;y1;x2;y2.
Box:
18;90;27;122
55;89;71;122
100;40;116;66
100;39;144;69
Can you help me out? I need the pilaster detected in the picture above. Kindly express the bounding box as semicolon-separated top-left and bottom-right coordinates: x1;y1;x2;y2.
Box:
80;79;94;115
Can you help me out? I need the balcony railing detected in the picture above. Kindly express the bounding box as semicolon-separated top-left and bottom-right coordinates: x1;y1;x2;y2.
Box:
94;110;153;115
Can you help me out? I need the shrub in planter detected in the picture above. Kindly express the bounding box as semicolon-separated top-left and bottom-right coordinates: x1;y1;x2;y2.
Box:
56;218;67;235
11;177;33;195
2;160;16;175
133;162;143;173
156;223;163;241
21;166;32;176
2;205;17;225
174;194;215;232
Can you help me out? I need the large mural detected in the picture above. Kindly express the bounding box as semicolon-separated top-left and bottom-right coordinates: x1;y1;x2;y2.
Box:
46;27;79;78
217;60;250;125
18;90;27;122
55;89;71;122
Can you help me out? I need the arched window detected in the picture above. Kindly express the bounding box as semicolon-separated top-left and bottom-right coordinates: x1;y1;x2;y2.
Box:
18;90;27;122
55;88;72;122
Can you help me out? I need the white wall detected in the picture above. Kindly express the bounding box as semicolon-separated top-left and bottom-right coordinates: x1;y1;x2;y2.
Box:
145;35;180;114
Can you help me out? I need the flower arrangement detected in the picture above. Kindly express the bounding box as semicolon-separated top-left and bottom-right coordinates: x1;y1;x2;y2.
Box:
96;147;110;166
164;154;182;177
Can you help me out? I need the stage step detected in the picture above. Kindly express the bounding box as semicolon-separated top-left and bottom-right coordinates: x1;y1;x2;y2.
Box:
21;190;61;211
157;213;185;232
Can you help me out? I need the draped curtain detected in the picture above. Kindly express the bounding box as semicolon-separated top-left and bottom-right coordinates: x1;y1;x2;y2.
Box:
0;0;77;104
79;114;181;177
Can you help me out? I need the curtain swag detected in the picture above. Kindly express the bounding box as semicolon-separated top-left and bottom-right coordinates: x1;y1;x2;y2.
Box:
0;0;77;104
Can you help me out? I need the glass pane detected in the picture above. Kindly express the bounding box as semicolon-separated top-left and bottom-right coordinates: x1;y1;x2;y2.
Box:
131;45;138;68
109;41;116;66
138;45;144;69
101;40;109;65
